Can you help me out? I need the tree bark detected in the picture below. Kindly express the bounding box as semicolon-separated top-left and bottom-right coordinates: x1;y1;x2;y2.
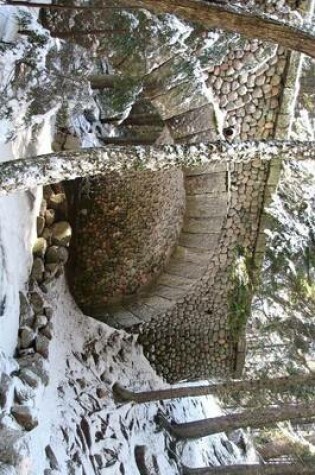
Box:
4;1;128;10
159;403;315;439
121;0;315;59
5;1;315;59
181;462;314;475
0;140;314;196
112;372;315;404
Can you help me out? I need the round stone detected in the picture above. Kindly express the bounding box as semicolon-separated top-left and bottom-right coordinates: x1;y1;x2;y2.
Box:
31;258;45;282
32;238;47;258
44;209;56;227
45;245;69;264
51;222;72;246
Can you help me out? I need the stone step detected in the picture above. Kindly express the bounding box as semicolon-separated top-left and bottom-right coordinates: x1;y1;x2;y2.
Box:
150;82;209;120
179;233;219;251
185;172;226;195
166;259;207;280
153;284;187;300
186;194;227;218
158;273;195;289
166;104;216;140
124;303;158;323
183;216;223;234
107;307;142;328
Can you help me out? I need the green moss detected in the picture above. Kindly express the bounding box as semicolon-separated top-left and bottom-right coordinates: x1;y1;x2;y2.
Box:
228;246;253;342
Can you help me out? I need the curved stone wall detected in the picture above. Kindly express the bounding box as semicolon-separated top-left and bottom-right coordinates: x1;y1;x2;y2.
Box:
66;170;185;316
59;0;307;383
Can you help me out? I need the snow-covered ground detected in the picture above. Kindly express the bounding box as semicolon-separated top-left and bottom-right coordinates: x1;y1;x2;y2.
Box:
0;5;255;474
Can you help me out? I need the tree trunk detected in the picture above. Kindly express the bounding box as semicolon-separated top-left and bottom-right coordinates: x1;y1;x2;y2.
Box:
181;462;314;475
0;141;314;196
5;1;315;59
112;372;315;404
122;0;315;59
4;1;127;10
159;403;315;439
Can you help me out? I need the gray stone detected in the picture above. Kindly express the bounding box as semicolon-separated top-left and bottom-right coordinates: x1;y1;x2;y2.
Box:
31;258;45;282
18;354;49;386
0;415;25;465
19;292;33;328
45;246;69;264
51;222;72;246
0;374;15;412
19;328;36;350
42;227;52;245
30;291;45;314
40;322;53;340
35;335;50;359
32;238;48;258
14;379;35;404
11;405;38;431
44;306;53;319
18;368;41;389
33;315;48;331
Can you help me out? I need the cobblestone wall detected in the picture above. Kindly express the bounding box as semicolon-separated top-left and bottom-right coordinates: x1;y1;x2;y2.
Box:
66;171;185;316
62;0;307;382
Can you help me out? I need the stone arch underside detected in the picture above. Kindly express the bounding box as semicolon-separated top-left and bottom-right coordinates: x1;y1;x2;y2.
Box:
62;0;305;382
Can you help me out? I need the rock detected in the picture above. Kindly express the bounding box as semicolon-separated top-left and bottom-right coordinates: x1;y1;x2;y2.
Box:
48;193;67;215
19;293;34;328
14;379;35;404
96;387;108;399
44;209;56;227
45;445;59;470
35;335;50;359
36;216;45;236
30;291;45;314
31;258;45;282
44;306;53;319
33;315;48;331
270;74;281;86
45;246;69;264
18;354;49;386
11;405;38;431
18;369;41;389
19;328;36;350
0;374;15;412
51;222;72;246
0;414;25;465
41;322;53;340
32;238;48;258
42;227;52;245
